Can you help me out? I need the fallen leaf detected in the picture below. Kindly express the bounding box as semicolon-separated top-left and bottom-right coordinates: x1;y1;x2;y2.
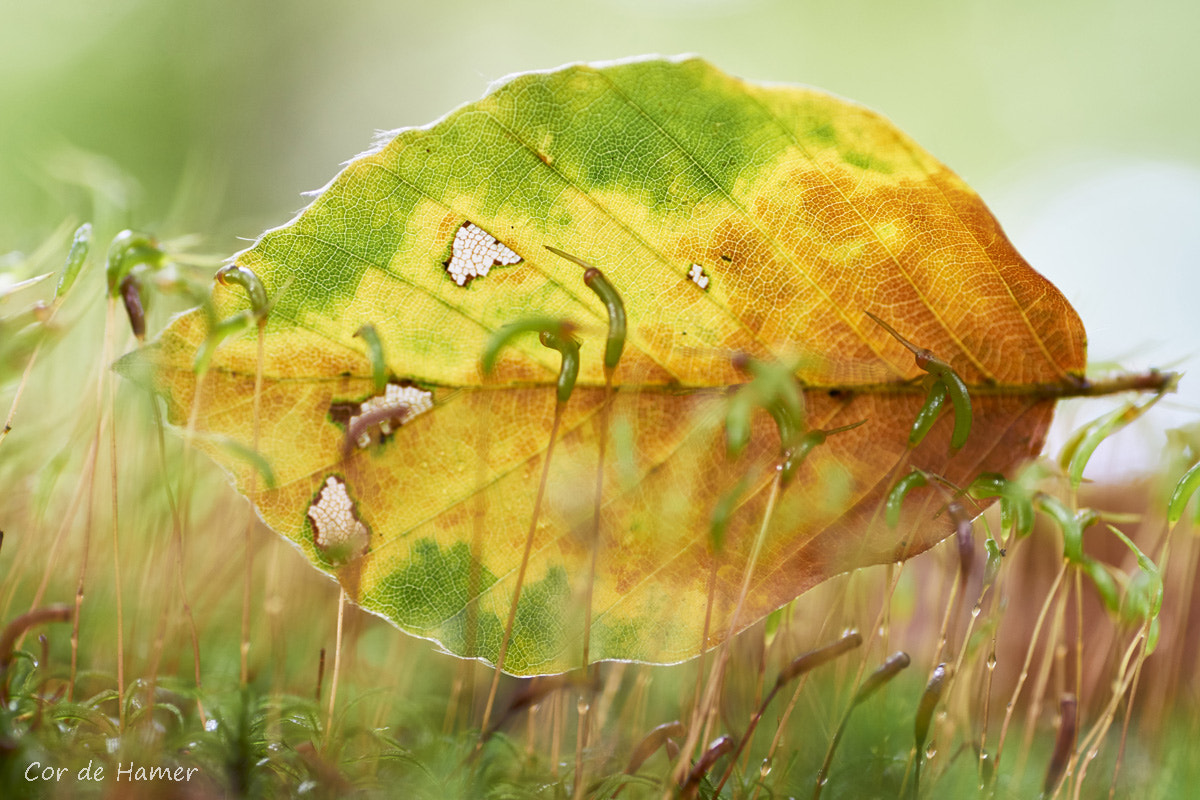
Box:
128;56;1086;675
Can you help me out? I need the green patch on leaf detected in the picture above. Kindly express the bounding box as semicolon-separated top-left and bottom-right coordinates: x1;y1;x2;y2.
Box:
367;540;498;631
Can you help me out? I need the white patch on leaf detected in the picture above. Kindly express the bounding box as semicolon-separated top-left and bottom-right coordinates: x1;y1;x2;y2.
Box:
444;222;522;286
308;476;369;559
688;263;710;290
349;384;433;448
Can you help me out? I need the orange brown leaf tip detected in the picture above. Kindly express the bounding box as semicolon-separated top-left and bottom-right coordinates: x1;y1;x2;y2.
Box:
444;221;522;286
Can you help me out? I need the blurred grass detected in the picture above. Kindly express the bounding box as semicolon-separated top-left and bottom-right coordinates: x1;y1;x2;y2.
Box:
1;238;1197;795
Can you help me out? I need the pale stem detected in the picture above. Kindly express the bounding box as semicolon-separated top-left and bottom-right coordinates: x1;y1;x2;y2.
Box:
994;560;1068;772
480;409;565;737
574;376;613;800
1015;568;1069;778
240;321;265;686
669;472;783;793
105;299;127;731
1070;625;1149;800
325;586;347;745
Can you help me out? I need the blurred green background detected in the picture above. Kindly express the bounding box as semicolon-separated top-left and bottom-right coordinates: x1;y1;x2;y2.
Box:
4;0;1198;441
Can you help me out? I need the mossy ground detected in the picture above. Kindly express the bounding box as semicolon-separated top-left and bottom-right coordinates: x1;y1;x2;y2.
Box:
1;224;1197;799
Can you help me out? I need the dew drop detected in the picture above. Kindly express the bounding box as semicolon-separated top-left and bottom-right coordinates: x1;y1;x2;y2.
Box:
577;698;590;715
925;745;937;760
759;758;772;778
986;653;997;669
971;605;982;619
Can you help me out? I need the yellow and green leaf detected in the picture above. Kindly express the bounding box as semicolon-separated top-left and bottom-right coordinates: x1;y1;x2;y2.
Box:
126;56;1086;675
